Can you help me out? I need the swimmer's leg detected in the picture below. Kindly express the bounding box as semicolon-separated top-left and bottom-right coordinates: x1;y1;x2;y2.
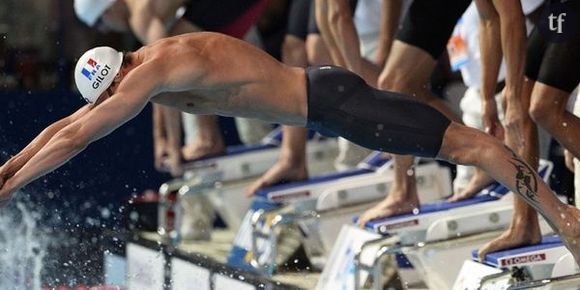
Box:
156;105;185;176
359;41;464;225
437;122;580;264
477;77;542;260
530;83;580;157
246;126;308;196
247;31;315;196
357;154;419;227
182;115;226;161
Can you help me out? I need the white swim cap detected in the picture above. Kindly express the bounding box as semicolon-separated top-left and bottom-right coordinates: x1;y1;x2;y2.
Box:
74;0;115;27
74;46;123;104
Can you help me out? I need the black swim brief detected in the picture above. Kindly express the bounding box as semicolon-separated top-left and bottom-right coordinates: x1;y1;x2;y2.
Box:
287;0;311;40
305;66;451;158
396;0;471;59
525;0;580;93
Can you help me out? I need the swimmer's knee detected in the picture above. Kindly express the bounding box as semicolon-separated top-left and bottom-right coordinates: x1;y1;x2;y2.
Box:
305;34;332;65
440;142;480;167
438;124;495;166
378;70;413;93
282;36;307;65
529;93;558;127
377;71;433;103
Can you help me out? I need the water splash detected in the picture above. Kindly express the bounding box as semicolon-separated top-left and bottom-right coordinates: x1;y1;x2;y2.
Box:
0;199;48;290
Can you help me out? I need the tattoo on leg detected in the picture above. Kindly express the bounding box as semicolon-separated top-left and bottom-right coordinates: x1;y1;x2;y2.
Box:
504;145;538;203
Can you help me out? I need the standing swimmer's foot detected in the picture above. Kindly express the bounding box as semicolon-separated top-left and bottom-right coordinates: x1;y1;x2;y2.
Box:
448;168;496;202
182;138;226;161
477;218;542;262
245;159;308;197
357;187;420;228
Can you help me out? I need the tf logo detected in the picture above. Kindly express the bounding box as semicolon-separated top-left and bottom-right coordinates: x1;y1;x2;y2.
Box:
538;1;578;42
81;58;101;81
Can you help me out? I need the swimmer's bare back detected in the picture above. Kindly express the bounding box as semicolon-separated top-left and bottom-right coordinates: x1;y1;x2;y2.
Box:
140;32;308;126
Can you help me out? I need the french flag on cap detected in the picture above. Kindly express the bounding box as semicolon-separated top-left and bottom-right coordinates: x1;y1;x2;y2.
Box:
81;58;100;81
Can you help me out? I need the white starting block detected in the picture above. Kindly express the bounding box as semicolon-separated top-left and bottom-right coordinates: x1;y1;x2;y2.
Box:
355;161;554;290
181;128;336;183
244;153;452;275
453;235;580;290
315;225;384;290
256;154;451;212
157;128;339;244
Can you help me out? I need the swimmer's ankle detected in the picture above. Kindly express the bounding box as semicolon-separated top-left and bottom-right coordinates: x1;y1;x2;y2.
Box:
388;181;418;201
279;151;306;167
508;218;542;241
511;209;541;229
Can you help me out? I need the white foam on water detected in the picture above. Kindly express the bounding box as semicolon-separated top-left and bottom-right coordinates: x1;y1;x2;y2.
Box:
0;199;48;290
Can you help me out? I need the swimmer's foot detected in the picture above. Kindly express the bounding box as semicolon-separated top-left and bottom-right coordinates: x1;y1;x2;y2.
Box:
357;188;419;228
182;139;226;161
164;153;184;177
478;217;542;262
557;205;580;266
246;159;308;197
448;168;495;202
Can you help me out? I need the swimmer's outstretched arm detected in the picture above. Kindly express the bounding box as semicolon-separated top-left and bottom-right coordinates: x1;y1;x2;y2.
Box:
0;105;91;186
0;67;157;203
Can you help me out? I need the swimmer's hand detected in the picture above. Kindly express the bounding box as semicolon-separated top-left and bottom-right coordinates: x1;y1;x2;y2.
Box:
154;139;169;172
164;151;183;177
0;178;15;207
482;99;505;141
0;167;11;203
0;167;7;190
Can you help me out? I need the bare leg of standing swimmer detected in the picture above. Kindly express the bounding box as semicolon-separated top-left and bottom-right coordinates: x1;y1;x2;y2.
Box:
246;0;343;196
438;122;580;263
153;104;186;177
319;0;384;87
479;6;580;255
358;41;463;225
530;83;580;157
484;80;580;255
246;32;323;195
181;115;226;160
478;77;543;258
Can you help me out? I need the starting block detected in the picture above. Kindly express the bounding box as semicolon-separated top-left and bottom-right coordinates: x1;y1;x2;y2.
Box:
454;235;580;289
355;161;554;290
181;128;336;183
157;128;338;244
240;153;452;275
